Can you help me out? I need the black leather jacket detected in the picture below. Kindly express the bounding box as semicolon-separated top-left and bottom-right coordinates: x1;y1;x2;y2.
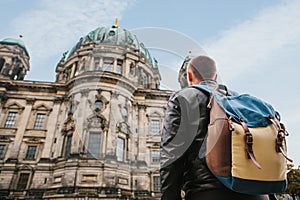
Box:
160;82;224;199
160;82;271;200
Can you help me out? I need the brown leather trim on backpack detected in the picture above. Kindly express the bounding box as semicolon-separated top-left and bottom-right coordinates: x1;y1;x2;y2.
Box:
205;95;232;177
240;118;262;169
268;115;293;163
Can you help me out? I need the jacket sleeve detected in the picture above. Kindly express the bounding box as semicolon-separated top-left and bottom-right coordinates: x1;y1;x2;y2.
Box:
160;93;184;200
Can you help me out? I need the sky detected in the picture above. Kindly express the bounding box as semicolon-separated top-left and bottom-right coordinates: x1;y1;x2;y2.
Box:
0;0;299;167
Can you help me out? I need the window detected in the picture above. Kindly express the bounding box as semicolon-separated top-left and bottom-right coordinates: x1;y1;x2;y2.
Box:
151;150;160;163
87;132;101;158
153;176;161;192
17;173;30;190
94;58;100;70
103;62;113;72
4;112;18;128
69;101;75;114
116;137;125;162
141;73;147;86
25;146;37;160
94;100;103;112
116;64;122;74
116;61;122;74
64;135;72;159
95;61;100;70
129;63;135;75
33;113;46;129
0;144;6;159
151;119;160;135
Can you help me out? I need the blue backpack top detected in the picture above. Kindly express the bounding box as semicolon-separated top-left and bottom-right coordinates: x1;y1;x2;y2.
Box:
193;84;278;127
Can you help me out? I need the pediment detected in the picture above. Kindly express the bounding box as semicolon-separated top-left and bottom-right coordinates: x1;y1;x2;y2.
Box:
5;102;24;110
33;104;52;112
87;114;107;129
147;111;161;118
17;164;34;171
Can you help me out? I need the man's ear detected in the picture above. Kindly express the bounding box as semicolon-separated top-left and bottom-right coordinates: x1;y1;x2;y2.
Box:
214;74;218;81
187;71;193;83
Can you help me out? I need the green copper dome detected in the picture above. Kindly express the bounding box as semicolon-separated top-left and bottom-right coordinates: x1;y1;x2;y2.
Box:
0;38;29;56
68;25;153;66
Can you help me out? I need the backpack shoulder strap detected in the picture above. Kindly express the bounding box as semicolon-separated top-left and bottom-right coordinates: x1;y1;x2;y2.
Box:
191;84;230;96
191;84;211;94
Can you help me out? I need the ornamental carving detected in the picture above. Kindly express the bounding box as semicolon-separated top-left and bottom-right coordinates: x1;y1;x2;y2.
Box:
87;114;108;130
116;122;130;135
61;114;75;135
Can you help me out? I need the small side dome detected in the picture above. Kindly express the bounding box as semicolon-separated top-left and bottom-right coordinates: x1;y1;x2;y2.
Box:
0;37;30;80
0;38;29;57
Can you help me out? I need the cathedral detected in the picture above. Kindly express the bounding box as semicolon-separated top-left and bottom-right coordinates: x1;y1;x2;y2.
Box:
0;21;183;199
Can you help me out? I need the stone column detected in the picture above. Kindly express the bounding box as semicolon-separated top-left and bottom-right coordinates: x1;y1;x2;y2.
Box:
40;100;61;159
70;63;76;78
106;92;116;157
73;89;89;155
137;104;146;161
124;59;130;78
99;57;104;70
88;56;94;71
53;99;68;158
113;59;117;73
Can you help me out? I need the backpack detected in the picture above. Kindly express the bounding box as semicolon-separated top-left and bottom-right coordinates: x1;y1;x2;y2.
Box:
193;84;293;195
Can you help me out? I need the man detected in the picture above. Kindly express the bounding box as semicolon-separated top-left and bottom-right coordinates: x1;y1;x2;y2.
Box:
160;55;270;200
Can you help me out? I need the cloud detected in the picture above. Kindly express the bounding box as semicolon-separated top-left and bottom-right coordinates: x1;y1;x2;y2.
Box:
203;0;300;167
9;0;135;80
204;0;300;83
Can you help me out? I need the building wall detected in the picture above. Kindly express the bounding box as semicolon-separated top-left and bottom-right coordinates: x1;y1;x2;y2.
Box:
0;39;173;199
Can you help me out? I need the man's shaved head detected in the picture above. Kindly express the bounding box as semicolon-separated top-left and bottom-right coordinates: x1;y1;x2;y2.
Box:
187;56;217;82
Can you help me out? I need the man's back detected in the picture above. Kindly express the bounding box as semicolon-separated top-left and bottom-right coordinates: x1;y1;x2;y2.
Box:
160;83;270;200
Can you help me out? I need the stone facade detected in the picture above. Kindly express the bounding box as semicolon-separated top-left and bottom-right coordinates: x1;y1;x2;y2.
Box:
0;24;173;199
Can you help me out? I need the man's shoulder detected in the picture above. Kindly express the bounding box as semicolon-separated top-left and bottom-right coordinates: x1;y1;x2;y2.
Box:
176;86;208;97
170;87;208;102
